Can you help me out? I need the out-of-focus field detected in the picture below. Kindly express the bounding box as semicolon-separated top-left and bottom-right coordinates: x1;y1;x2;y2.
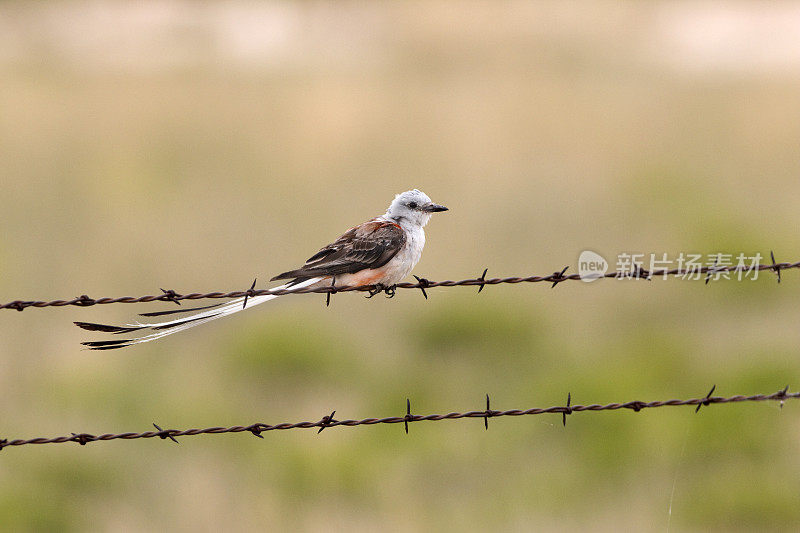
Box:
2;1;800;531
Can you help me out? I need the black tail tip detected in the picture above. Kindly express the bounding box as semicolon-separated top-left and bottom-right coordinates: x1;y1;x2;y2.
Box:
75;321;142;334
81;339;132;350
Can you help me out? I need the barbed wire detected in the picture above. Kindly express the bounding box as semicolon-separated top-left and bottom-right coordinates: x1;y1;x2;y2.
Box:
1;386;795;451
1;252;796;312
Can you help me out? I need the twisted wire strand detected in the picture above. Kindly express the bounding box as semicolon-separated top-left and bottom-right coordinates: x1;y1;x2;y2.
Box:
2;388;795;450
1;258;796;312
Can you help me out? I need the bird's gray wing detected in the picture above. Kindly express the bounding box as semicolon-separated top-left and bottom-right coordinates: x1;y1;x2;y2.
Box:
271;219;406;282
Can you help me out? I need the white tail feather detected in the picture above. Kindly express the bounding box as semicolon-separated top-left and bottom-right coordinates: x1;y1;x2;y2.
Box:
80;278;322;349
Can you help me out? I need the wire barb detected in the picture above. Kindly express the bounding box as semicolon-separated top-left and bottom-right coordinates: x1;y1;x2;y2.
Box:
248;424;265;439
412;276;429;300
7;301;26;312
550;267;569;288
634;264;652;281
243;278;257;310
562;392;572;426
624;400;647;412
153;423;179;444
317;411;336;434
75;295;96;307
695;385;716;413
71;433;95;446
705;258;718;285
477;269;488;293
771;251;781;283
326;277;337;307
484;394;496;430
404;398;413;434
159;288;181;306
778;385;789;409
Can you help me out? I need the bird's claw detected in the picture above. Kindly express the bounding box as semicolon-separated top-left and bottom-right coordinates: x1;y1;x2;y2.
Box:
366;284;397;298
366;284;386;298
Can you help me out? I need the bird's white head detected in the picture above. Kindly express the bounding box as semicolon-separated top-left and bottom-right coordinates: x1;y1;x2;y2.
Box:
386;189;448;228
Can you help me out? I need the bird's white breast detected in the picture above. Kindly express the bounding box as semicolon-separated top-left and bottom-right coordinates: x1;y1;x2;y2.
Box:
380;224;425;285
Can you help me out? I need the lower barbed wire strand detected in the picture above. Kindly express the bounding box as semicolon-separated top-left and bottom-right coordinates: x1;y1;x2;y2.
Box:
2;389;796;450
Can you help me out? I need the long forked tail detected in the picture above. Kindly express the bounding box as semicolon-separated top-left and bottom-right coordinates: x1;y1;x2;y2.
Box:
75;278;323;350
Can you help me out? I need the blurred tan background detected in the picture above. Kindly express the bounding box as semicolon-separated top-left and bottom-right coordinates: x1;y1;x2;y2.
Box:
2;1;800;531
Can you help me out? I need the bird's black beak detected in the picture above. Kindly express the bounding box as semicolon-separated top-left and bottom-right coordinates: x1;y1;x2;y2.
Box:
424;203;448;212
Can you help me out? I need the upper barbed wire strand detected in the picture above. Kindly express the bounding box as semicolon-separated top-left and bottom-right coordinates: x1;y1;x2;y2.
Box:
1;259;797;312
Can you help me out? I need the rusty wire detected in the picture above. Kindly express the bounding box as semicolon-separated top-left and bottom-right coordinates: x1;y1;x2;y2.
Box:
1;255;797;312
1;386;795;450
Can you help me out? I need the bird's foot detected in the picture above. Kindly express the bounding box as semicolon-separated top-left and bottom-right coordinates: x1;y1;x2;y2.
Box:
366;284;386;298
383;285;397;298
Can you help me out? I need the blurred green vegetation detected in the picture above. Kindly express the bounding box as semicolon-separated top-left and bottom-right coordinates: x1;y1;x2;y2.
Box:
2;1;800;531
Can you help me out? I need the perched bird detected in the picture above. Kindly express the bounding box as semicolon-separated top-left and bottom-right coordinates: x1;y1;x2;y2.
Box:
76;189;448;349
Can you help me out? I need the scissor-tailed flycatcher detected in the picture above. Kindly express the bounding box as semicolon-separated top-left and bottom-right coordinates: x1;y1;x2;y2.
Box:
76;189;448;349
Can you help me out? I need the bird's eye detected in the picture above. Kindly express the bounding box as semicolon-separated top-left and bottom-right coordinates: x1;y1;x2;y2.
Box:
408;202;418;209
